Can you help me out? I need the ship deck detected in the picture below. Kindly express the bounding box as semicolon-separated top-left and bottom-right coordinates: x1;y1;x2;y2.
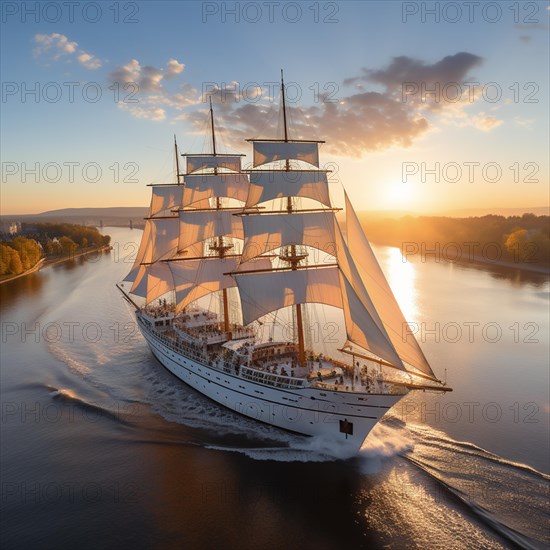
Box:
138;311;408;396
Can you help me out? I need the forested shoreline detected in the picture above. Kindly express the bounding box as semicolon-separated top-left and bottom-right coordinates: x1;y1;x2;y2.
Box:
0;223;111;278
358;213;550;267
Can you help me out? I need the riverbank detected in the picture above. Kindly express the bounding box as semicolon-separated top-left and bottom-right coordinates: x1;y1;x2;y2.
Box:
0;245;111;285
459;254;550;274
0;258;45;284
372;241;550;275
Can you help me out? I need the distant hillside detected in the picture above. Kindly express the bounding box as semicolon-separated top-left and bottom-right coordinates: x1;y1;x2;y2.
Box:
33;207;149;219
3;207;149;227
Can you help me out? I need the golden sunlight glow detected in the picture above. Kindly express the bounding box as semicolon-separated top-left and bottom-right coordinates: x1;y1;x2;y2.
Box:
384;181;416;206
384;246;418;321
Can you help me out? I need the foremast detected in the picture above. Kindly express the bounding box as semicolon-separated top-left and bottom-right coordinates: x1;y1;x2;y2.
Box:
123;100;249;333
172;98;249;334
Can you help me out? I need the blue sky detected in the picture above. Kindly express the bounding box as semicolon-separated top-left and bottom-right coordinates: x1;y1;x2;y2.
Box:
1;1;549;214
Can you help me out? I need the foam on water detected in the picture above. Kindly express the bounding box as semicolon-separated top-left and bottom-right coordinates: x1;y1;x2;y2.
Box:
45;385;130;425
393;420;550;549
47;340;92;376
205;434;362;462
140;366;296;443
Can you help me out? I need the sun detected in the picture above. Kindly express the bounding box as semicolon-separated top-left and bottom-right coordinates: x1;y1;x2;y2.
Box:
384;181;416;207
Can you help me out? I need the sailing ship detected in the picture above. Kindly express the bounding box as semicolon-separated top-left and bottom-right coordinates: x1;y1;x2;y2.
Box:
118;73;451;452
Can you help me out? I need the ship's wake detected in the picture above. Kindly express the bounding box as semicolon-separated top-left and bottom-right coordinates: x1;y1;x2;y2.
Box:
200;413;549;548
43;315;548;547
43;384;133;426
366;417;549;550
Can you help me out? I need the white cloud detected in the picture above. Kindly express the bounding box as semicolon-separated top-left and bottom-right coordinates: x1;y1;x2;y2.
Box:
165;59;185;79
110;59;141;83
111;52;505;154
188;53;497;156
108;58;197;120
33;33;102;69
77;52;102;70
34;33;77;58
119;104;166;121
471;114;503;132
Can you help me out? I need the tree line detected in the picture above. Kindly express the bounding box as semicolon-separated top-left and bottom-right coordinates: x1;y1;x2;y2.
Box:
0;223;111;277
358;213;550;266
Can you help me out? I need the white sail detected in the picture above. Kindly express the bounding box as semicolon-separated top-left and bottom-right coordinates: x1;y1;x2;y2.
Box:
123;220;152;284
130;262;173;304
186;155;242;174
183;173;249;207
147;218;180;263
241;211;337;262
178;209;243;252
116;79;449;451
246;170;331;208
252;141;319;167
128;264;147;297
338;273;405;371
342;193;436;378
169;256;239;312
335;227;390;337
145;262;174;304
124;218;179;278
235;266;342;325
150;185;184;217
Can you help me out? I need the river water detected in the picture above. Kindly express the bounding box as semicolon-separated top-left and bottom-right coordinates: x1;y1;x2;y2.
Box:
1;227;548;549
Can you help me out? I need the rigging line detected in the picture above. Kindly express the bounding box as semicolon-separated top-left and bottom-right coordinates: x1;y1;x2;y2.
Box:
244;92;281;143
183;112;211;158
210;106;244;157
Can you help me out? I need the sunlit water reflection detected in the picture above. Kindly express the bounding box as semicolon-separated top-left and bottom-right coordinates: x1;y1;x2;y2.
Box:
1;227;548;549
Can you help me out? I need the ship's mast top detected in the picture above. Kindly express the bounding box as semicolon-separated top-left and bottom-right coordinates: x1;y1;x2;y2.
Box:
281;69;291;177
209;96;217;156
281;69;289;143
174;134;181;184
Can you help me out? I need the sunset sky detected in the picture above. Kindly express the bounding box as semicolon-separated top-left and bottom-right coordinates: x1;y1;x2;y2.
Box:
1;1;549;215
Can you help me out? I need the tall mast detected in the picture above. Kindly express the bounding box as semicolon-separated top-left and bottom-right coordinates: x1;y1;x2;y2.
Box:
174;135;181;184
281;69;289;143
280;70;305;365
209;97;217;156
282;70;292;207
207;98;231;334
211;198;232;334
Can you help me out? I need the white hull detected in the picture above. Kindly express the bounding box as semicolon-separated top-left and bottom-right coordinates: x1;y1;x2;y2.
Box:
137;315;406;452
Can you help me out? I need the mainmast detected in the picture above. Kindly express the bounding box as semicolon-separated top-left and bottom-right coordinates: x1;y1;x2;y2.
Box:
209;97;217;156
281;69;291;182
207;98;232;334
281;69;289;143
280;70;306;366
